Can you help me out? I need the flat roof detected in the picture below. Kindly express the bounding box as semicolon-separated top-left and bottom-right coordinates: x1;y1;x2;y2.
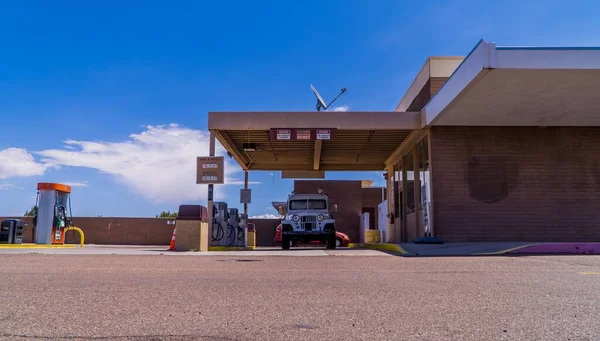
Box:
423;40;600;126
395;56;464;112
208;111;420;130
209;111;419;171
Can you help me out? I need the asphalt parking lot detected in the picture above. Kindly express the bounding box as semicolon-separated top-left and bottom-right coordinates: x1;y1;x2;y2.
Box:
1;254;599;341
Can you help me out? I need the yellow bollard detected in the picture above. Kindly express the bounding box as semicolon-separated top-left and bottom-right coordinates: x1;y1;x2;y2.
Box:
247;231;256;249
247;223;256;249
65;226;85;247
364;229;381;244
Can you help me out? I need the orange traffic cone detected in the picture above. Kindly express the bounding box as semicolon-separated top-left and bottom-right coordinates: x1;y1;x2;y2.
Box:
169;227;176;251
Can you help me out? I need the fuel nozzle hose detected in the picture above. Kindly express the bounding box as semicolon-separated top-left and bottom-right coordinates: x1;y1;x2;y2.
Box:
226;224;245;246
212;222;224;241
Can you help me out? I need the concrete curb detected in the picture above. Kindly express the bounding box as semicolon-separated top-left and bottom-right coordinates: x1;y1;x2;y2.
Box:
208;246;256;251
500;243;600;255
471;244;537;255
349;243;407;254
0;244;78;249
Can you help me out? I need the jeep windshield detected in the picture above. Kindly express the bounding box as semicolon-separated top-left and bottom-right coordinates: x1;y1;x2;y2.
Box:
288;199;327;210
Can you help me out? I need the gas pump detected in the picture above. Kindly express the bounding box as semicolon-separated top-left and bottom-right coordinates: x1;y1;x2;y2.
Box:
212;202;229;245
227;208;239;228
226;208;245;247
53;205;70;241
227;208;239;246
33;183;73;244
211;203;246;247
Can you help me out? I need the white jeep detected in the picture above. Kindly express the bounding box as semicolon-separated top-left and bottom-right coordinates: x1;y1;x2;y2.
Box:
277;190;338;250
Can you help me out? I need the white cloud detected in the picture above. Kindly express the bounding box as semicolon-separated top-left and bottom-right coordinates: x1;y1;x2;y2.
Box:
62;181;89;187
333;105;349;112
372;171;387;187
0;182;15;190
35;124;254;204
249;213;280;219
229;180;262;186
0;148;53;179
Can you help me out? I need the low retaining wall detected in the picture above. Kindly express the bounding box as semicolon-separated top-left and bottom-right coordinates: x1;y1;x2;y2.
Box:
251;219;280;246
0;217;174;245
0;216;281;246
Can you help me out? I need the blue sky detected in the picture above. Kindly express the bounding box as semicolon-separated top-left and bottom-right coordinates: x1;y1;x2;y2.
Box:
1;0;598;218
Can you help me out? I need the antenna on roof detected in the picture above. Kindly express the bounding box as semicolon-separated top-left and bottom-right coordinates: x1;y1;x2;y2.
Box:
310;84;347;112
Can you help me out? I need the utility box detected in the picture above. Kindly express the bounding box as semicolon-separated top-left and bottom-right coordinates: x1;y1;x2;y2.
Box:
0;219;25;244
177;205;208;222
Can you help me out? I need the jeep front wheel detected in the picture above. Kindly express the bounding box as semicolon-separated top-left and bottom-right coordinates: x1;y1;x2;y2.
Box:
326;233;337;249
282;236;290;250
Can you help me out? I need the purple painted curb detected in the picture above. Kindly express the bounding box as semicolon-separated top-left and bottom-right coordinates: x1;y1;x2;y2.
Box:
508;243;600;254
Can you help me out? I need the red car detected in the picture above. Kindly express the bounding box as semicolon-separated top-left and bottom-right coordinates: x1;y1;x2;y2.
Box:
274;224;351;248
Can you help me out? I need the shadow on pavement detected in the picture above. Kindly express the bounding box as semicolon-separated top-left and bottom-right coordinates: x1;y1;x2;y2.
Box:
138;246;353;253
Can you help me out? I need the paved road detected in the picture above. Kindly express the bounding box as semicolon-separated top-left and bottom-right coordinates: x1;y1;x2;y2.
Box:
1;254;599;341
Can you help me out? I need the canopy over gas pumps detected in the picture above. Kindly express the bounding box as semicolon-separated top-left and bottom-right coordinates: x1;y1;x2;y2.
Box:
208;111;420;173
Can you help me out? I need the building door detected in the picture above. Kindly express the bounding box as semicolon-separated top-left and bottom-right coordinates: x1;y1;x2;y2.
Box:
362;208;376;230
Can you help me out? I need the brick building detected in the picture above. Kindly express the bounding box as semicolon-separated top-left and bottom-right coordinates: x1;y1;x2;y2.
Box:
209;39;600;243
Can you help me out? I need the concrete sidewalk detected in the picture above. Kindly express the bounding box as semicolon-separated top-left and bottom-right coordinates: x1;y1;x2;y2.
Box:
351;242;600;256
400;242;532;256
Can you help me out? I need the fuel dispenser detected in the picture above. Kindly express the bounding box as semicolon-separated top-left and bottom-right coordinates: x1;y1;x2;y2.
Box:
211;202;246;247
211;202;229;245
33;183;74;245
227;208;245;247
227;208;240;229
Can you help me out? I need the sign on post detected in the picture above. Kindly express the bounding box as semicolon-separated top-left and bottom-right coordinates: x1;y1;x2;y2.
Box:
240;189;252;204
196;156;225;184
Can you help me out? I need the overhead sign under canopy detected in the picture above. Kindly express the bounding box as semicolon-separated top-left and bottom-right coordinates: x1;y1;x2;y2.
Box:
270;128;337;141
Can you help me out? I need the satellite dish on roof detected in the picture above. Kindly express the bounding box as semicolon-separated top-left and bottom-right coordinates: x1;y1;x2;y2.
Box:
310;84;348;112
310;84;327;111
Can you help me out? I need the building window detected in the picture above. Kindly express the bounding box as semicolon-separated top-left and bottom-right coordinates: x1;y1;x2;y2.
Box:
404;149;415;214
394;162;401;218
417;137;431;234
418;138;430;208
389;172;394;213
